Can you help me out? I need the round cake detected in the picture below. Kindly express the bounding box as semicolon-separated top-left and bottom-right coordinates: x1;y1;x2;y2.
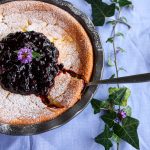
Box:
0;1;93;124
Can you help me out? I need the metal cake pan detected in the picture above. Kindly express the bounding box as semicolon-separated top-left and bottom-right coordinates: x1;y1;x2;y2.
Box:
0;0;104;135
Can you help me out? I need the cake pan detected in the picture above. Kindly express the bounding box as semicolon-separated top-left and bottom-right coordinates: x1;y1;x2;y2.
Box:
0;0;104;135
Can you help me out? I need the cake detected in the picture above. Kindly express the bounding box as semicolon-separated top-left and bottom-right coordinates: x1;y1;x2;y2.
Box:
0;1;93;125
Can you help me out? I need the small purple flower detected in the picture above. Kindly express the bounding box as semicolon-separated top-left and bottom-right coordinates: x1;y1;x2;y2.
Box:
17;47;32;64
118;110;127;119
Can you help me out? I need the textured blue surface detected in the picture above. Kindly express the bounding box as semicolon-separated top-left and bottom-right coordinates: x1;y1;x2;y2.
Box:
0;0;150;150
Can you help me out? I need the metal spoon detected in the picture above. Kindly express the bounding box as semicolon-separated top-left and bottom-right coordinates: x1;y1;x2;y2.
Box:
88;73;150;86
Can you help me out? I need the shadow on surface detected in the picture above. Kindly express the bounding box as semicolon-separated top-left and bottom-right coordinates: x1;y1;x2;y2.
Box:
0;134;29;150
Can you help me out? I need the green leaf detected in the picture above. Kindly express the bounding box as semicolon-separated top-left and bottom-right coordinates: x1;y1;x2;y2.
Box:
109;74;115;79
111;133;121;143
116;47;126;53
101;111;117;128
118;17;131;29
106;20;116;25
85;0;116;26
115;32;124;38
107;33;124;44
32;51;41;59
113;116;139;149
118;0;132;7
123;106;132;116
106;37;114;43
91;99;110;114
95;125;113;150
109;87;131;106
107;57;114;67
119;67;127;72
120;17;128;23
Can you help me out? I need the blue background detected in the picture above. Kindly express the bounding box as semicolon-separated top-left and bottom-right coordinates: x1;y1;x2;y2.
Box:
1;0;150;150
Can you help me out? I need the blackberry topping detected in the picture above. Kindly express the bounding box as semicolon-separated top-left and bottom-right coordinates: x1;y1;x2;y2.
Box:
0;31;62;96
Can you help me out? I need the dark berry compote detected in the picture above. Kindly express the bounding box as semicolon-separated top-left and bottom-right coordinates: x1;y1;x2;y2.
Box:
0;31;62;96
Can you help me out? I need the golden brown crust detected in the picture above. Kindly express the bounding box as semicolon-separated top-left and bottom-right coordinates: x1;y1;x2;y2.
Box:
8;108;67;125
63;20;93;82
0;1;93;125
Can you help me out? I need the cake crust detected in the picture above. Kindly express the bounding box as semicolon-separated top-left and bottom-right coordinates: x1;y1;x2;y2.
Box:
0;1;93;125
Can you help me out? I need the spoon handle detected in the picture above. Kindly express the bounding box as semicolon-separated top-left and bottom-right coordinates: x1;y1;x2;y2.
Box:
88;73;150;86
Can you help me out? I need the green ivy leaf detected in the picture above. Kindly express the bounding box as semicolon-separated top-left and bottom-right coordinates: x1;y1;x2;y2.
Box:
85;0;116;26
116;47;126;53
32;51;41;59
109;87;131;106
91;99;110;114
109;74;115;79
118;17;131;29
115;32;124;38
123;106;132;116
95;125;113;150
106;20;116;25
119;67;127;72
111;133;121;143
113;116;139;149
106;37;114;43
107;33;124;44
107;57;114;67
101;111;117;128
118;0;132;7
120;16;128;23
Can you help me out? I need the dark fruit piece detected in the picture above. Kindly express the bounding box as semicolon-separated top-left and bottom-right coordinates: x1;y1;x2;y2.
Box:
0;31;62;96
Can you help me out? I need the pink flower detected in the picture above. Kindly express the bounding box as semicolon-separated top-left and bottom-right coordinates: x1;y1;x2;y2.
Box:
118;110;127;120
119;110;127;119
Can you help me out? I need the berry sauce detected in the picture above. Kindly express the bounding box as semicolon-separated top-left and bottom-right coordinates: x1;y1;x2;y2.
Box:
0;31;62;96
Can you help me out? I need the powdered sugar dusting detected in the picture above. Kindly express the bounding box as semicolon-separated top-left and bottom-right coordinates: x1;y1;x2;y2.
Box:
0;1;89;124
49;73;84;107
0;86;52;123
0;10;81;73
49;73;71;98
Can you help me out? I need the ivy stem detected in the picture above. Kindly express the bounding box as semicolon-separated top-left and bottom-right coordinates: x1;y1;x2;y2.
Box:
111;8;122;150
112;9;121;88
